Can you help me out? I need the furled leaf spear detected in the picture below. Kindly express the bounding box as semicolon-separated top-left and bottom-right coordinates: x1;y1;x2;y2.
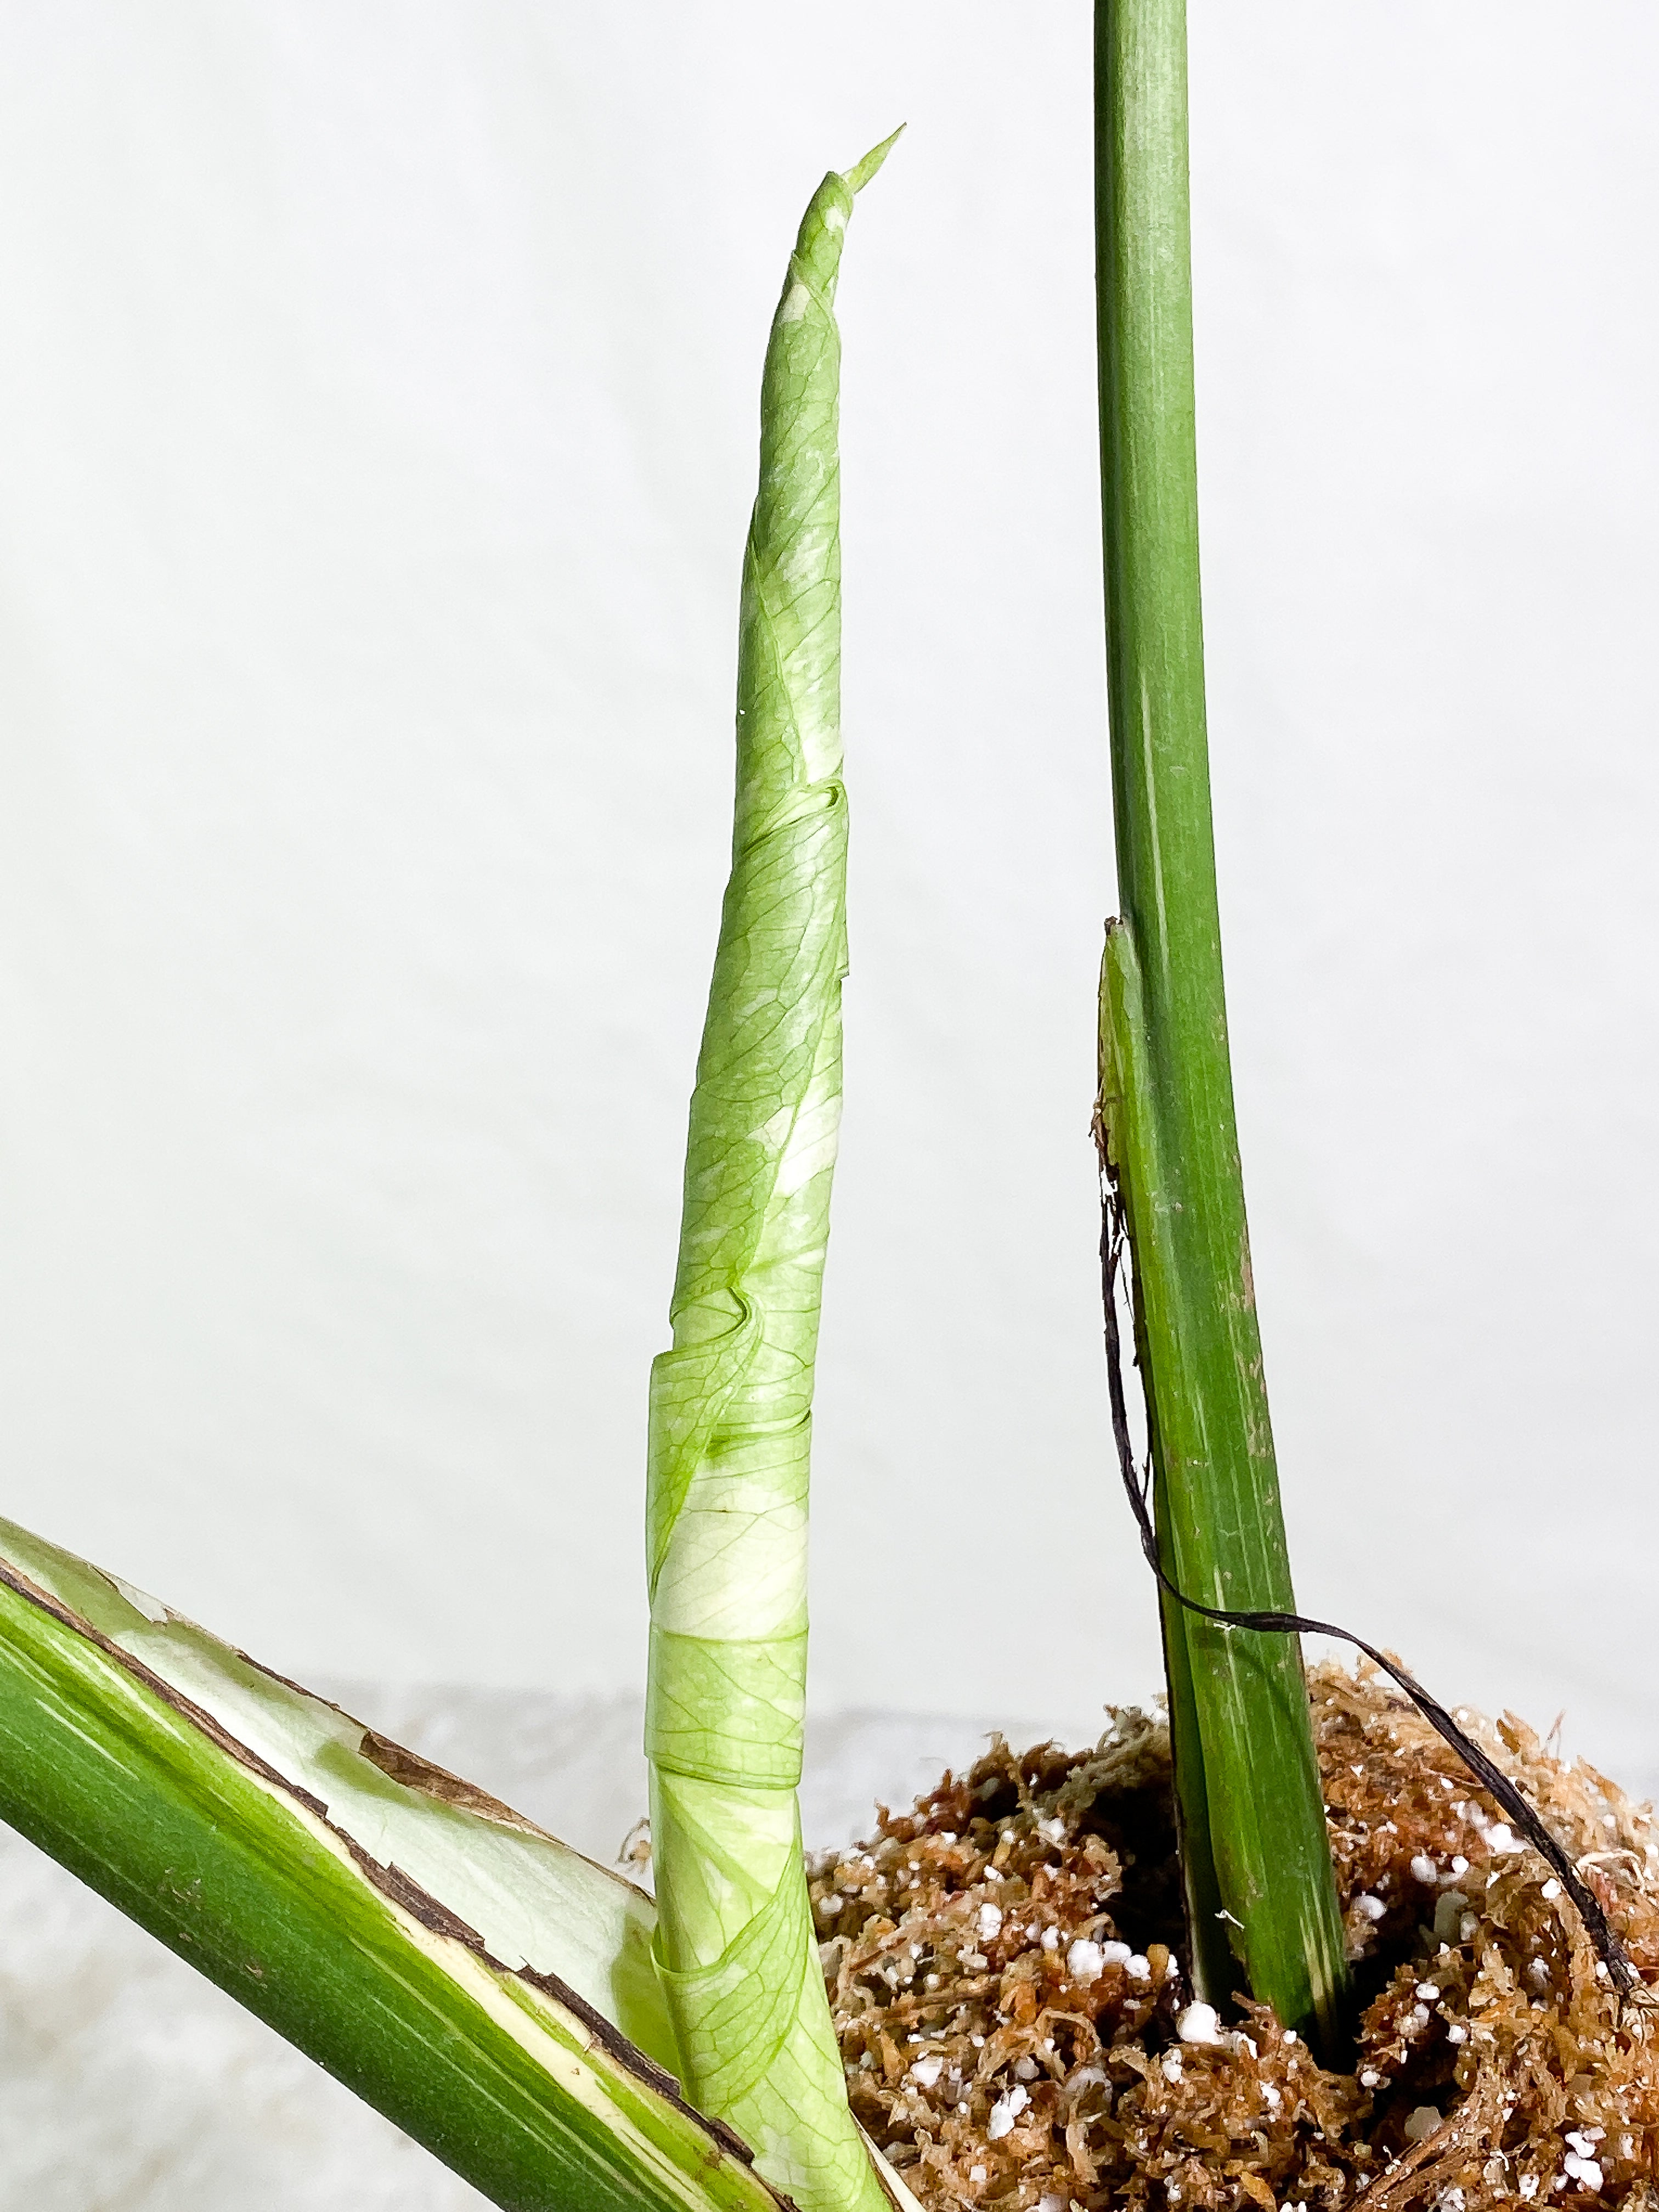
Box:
645;133;902;2212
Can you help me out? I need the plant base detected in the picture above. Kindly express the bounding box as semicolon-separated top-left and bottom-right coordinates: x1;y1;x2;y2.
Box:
811;1667;1659;2212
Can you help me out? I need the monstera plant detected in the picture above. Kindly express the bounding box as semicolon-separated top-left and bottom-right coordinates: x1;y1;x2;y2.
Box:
0;4;1630;2208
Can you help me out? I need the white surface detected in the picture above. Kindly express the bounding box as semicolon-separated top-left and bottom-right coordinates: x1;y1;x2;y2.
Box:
0;4;1652;1774
0;1688;1051;2210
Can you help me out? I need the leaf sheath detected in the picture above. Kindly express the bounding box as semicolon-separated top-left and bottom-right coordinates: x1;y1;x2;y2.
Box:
0;1514;786;2212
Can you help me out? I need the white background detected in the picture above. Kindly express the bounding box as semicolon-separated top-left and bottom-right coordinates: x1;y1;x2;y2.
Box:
0;4;1655;1778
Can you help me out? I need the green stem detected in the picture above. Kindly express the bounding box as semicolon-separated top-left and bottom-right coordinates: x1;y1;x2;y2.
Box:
0;1515;784;2212
644;137;899;2212
1093;0;1349;2047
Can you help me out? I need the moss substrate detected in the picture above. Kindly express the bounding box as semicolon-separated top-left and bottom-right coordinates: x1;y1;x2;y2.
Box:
809;1666;1659;2212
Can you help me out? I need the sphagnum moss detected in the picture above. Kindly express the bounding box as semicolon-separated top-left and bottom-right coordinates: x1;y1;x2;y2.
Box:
812;1668;1659;2212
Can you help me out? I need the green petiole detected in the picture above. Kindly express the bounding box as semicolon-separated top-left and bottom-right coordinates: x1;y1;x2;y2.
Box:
1093;0;1350;2048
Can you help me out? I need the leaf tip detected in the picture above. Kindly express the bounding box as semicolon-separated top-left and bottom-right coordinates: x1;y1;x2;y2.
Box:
843;126;905;195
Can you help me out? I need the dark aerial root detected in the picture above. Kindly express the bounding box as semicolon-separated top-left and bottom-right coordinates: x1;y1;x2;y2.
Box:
1097;1172;1646;2009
